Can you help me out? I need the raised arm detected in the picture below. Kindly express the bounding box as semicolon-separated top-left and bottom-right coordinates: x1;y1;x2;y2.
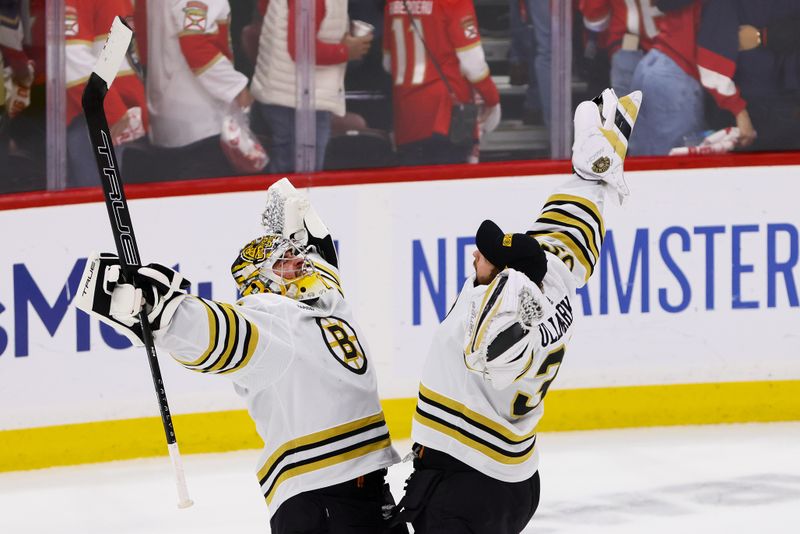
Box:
75;253;292;387
530;88;641;287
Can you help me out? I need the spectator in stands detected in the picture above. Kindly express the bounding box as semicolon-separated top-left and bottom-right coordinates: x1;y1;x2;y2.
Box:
0;48;8;176
697;0;800;152
508;0;551;126
626;0;704;156
134;0;256;180
65;0;148;187
579;0;664;97
248;0;372;173
0;0;45;192
383;0;501;166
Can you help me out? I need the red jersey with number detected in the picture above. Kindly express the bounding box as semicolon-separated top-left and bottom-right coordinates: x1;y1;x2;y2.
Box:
383;0;498;146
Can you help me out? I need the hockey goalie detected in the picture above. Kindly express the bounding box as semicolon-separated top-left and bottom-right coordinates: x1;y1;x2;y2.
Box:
75;179;404;534
391;88;643;534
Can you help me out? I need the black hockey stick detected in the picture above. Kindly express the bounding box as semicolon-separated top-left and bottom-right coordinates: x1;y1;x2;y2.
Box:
82;17;192;508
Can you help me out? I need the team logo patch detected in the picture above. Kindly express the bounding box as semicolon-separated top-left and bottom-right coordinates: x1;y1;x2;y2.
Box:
241;236;276;263
592;156;611;173
183;1;209;32
502;234;513;247
316;317;368;374
461;16;478;40
65;6;79;37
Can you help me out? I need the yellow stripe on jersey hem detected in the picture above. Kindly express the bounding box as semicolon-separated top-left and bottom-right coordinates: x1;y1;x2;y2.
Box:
545;194;605;237
419;384;536;443
65;39;93;46
257;412;387;481
413;411;535;465
264;436;393;505
538;209;600;260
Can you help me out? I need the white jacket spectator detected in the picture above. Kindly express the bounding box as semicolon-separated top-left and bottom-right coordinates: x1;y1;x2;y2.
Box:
142;0;249;148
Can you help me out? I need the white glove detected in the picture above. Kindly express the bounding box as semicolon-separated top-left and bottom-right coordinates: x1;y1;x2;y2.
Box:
572;88;642;204
75;253;190;346
463;269;554;390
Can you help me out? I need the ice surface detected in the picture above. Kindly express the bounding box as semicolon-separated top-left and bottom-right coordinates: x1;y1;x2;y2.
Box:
1;423;798;533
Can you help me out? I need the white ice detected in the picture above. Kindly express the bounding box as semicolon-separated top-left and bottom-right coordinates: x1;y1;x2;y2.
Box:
1;423;799;534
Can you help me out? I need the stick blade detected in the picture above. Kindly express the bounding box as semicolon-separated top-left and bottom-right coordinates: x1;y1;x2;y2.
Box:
93;16;133;88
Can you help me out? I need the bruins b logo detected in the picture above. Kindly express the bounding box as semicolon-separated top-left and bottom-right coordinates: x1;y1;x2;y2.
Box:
592;156;611;173
316;317;368;374
241;235;276;262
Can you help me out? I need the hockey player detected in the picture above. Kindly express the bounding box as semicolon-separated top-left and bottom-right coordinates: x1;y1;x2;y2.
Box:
75;179;403;534
391;88;642;534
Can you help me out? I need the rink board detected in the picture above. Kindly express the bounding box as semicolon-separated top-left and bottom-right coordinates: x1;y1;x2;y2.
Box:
1;165;799;471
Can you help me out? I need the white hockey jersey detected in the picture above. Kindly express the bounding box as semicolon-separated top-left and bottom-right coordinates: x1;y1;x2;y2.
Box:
412;176;608;482
154;256;400;516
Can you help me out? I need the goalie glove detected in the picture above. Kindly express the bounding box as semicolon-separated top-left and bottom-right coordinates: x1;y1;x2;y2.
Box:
75;252;190;346
572;88;642;203
261;177;337;265
463;269;555;390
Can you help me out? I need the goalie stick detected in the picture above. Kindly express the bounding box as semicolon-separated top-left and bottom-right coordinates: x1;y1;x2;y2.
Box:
81;17;193;509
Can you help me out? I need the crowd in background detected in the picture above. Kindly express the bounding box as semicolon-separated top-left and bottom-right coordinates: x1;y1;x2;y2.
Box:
1;0;799;194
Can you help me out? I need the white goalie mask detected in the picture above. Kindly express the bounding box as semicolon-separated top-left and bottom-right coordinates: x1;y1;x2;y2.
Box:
231;235;332;301
464;269;556;390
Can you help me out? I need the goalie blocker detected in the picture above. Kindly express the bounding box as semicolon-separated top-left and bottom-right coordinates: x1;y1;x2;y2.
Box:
76;253;190;346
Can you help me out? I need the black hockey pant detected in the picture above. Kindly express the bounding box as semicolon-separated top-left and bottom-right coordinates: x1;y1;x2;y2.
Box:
392;445;541;534
269;468;408;534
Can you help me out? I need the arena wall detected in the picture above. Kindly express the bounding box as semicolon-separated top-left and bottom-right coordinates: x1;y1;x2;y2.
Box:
1;159;798;471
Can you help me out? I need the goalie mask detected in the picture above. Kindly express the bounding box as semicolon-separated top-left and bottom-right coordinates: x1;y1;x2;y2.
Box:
231;235;332;300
